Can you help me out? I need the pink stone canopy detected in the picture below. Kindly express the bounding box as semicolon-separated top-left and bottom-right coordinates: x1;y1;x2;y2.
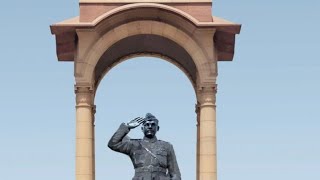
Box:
50;2;241;62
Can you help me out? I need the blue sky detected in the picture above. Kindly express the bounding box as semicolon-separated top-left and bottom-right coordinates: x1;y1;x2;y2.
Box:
0;0;319;180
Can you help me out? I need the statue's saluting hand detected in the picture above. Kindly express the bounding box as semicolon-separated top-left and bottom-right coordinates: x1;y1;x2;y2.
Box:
126;117;145;129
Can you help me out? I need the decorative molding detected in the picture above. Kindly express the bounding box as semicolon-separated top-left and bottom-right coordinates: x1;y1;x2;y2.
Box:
197;84;217;106
75;84;95;106
74;83;94;93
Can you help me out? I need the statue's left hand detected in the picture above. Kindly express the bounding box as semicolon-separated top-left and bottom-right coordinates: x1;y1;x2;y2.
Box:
126;117;145;129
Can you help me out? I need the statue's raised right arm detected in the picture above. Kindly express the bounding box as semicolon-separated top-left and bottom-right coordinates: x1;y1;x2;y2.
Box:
107;117;144;155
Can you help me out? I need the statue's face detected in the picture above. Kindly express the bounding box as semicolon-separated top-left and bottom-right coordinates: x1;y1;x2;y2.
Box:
142;120;159;138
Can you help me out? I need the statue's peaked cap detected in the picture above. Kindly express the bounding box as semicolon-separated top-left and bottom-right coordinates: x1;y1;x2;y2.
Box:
145;113;158;123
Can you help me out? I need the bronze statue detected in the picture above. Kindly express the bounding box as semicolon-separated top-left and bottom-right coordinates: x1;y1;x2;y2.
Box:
108;113;181;180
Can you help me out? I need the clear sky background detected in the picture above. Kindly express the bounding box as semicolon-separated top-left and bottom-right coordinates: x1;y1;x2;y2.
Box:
0;0;319;180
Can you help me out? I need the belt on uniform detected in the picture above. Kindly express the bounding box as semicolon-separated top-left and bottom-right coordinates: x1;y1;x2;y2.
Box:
135;165;167;174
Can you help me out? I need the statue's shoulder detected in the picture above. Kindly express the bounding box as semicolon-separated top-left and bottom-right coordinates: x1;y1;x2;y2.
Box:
157;139;172;147
129;138;142;147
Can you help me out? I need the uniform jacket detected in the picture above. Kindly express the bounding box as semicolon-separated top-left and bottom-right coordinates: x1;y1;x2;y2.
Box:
108;123;181;180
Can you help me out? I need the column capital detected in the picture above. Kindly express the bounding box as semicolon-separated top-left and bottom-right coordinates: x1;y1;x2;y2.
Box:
75;84;95;107
197;84;217;107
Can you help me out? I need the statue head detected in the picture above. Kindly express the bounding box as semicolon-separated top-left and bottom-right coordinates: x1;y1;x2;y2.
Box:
141;113;160;138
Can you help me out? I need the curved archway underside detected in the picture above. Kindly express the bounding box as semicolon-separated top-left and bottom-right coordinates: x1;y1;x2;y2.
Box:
95;34;197;88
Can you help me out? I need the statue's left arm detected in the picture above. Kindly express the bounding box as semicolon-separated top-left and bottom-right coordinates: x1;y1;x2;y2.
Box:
167;143;181;180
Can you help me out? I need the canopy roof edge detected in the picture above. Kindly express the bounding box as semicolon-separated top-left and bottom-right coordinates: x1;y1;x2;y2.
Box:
50;3;241;61
79;0;212;3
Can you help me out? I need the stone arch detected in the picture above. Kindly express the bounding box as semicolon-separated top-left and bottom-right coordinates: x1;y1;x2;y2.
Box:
74;4;217;88
77;20;213;87
80;21;214;83
93;33;200;95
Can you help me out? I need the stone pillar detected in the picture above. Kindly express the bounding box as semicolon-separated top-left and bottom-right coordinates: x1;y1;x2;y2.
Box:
75;85;95;180
197;85;217;180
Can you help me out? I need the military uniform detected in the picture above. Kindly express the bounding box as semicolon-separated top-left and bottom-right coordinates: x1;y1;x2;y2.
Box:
108;123;181;180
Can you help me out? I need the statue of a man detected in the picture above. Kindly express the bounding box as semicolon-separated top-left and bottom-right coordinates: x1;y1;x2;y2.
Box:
108;113;181;180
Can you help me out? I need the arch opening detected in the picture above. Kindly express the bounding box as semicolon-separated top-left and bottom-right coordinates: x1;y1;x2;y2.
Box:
94;34;198;93
94;57;197;180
